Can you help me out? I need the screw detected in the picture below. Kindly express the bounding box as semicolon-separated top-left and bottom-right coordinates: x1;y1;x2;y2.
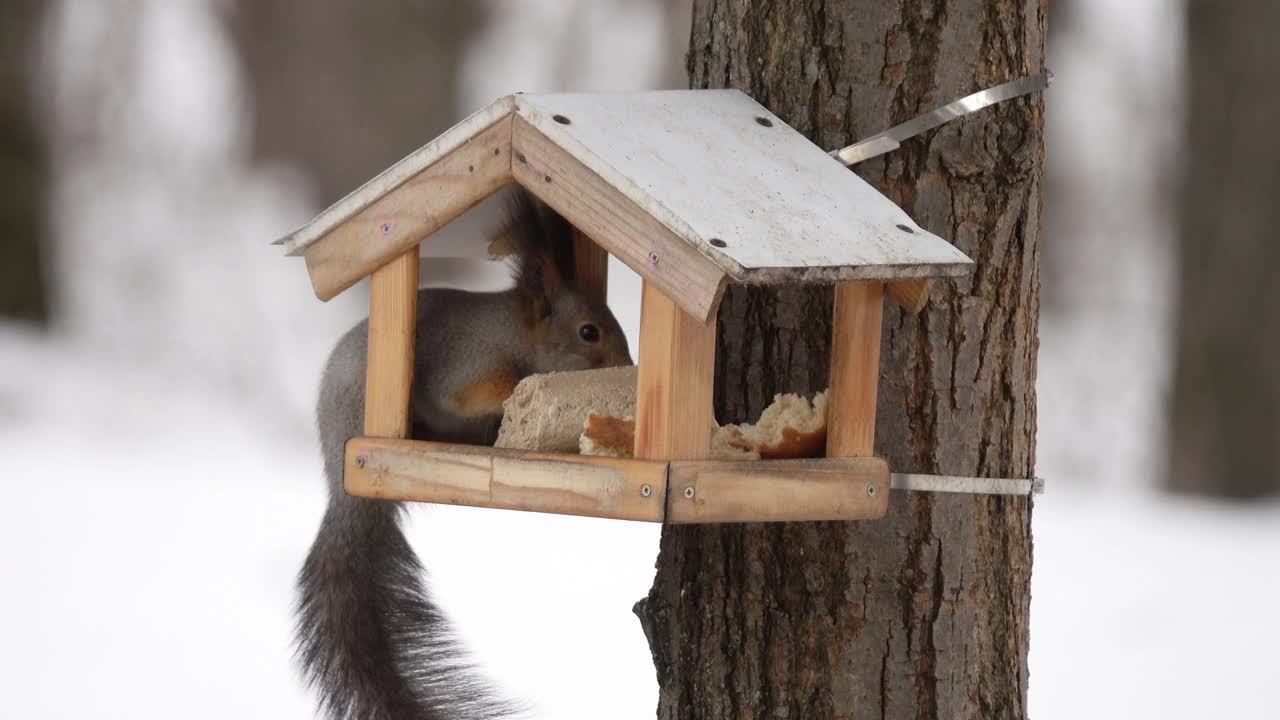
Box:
755;116;774;127
866;484;877;497
648;252;659;266
709;238;727;248
684;487;695;499
895;223;915;234
356;456;366;468
641;484;653;498
553;114;572;125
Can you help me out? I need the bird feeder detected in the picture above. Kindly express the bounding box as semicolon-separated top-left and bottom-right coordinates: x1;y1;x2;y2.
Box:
276;90;980;525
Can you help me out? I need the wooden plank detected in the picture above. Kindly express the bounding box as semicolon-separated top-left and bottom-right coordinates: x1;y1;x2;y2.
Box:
826;281;884;457
572;228;609;305
633;281;717;460
363;249;418;438
515;91;973;284
887;278;931;314
666;457;890;523
511;115;727;324
344;437;669;522
278;96;517;255
303;114;515;301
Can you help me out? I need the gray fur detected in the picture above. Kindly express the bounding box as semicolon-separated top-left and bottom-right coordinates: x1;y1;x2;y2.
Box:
297;191;632;720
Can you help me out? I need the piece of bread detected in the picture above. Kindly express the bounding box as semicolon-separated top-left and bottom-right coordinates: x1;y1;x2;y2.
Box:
579;390;829;461
495;365;639;453
578;414;636;457
720;390;828;459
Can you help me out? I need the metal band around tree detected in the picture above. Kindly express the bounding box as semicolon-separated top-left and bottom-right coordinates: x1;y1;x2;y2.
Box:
833;71;1053;166
890;473;1045;496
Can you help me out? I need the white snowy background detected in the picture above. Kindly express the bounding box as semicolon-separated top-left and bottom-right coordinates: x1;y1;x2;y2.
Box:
1;1;1276;719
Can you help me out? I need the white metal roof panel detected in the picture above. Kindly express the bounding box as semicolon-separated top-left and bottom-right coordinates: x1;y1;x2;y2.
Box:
514;90;972;282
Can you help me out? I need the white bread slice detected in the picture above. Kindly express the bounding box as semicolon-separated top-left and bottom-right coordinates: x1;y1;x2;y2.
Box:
495;365;638;453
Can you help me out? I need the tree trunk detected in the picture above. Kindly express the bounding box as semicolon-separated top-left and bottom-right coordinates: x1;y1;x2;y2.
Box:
634;2;1044;719
1167;2;1280;498
0;0;51;326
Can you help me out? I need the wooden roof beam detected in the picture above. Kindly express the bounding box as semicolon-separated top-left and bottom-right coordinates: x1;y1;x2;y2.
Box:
302;113;515;301
510;115;728;324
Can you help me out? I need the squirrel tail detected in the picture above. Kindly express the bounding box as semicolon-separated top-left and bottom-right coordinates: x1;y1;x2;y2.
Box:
297;494;512;720
296;327;512;720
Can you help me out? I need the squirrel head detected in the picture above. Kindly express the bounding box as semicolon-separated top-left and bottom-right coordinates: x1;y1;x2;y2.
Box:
502;189;633;373
524;289;632;374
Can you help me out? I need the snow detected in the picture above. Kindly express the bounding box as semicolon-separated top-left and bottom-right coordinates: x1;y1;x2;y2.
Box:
0;329;320;719
1030;487;1280;719
3;1;1272;719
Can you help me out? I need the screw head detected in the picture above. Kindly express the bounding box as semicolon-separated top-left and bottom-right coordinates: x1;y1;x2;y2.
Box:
754;116;774;127
709;237;727;248
553;113;571;125
641;484;653;498
895;223;915;234
684;486;695;499
866;484;877;497
356;456;366;468
648;251;659;265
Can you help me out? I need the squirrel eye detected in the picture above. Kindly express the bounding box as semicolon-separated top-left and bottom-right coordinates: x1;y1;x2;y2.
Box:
578;323;601;343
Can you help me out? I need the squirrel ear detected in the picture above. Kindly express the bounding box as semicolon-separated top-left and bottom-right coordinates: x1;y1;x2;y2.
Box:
538;204;577;288
531;236;564;295
505;187;574;323
516;248;560;323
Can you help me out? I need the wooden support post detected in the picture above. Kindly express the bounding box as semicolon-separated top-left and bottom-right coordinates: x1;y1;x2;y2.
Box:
634;281;716;460
886;278;932;314
826;281;884;458
364;249;419;438
572;228;609;305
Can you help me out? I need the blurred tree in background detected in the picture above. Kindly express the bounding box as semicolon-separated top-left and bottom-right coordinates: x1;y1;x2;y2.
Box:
225;0;489;207
0;0;51;326
1168;1;1280;498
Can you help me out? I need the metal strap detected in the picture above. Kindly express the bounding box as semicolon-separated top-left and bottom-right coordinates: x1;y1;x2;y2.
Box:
890;473;1044;496
832;72;1052;166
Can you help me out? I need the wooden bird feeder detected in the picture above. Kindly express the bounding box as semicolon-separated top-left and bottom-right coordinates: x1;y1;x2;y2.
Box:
276;90;974;525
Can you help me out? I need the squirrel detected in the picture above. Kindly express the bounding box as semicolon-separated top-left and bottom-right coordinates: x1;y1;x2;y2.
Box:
296;188;633;720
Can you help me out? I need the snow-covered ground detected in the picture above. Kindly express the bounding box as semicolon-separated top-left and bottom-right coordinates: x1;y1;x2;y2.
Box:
3;1;1275;719
1031;487;1280;718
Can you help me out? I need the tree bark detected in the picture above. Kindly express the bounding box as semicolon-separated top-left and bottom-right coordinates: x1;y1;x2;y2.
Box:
634;2;1044;719
1167;1;1280;498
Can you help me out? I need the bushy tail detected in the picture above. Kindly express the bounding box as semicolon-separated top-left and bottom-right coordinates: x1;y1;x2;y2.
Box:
298;322;511;720
297;493;512;720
